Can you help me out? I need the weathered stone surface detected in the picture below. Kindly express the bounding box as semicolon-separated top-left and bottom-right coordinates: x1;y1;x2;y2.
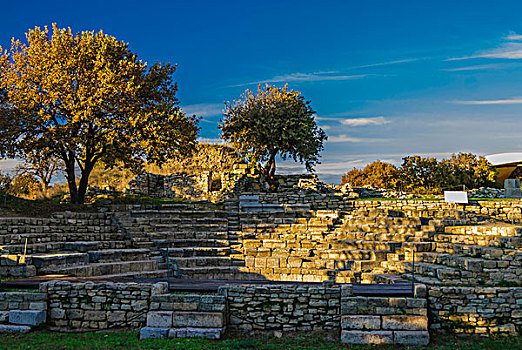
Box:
341;330;393;344
394;331;430;345
9;310;46;326
139;327;169;339
147;311;173;328
168;327;224;339
0;325;32;333
341;315;380;330
172;312;224;328
382;316;428;330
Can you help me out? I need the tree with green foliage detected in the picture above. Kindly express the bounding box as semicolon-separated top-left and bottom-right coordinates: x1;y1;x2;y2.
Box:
220;84;327;191
0;24;199;203
342;161;401;189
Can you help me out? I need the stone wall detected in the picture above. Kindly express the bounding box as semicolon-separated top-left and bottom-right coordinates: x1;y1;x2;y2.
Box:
428;286;522;335
0;291;47;332
41;281;167;330
224;284;341;333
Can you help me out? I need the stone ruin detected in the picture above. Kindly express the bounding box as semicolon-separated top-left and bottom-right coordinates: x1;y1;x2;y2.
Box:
1;174;522;345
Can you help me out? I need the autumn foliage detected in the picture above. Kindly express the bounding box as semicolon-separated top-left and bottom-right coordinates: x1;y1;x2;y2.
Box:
0;25;199;203
342;153;498;194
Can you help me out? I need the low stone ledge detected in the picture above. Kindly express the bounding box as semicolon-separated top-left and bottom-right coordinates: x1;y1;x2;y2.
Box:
341;330;394;345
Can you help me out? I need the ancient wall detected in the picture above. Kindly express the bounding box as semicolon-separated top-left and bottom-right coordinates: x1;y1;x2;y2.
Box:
0;291;47;332
41;281;167;330
428;286;522;335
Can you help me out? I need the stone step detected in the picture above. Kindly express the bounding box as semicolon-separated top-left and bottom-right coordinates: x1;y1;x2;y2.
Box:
6;240;129;254
341;217;429;226
0;232;125;246
0;325;32;333
180;266;265;280
435;242;521;260
318;249;388;261
153;239;230;249
348;209;405;217
382;261;522;286
338;224;421;234
142;223;228;232
147;231;228;240
328;240;402;251
87;248;151;263
328;232;415;242
161;247;232;257
30;252;89;269
444;225;522;236
171;257;240;268
433;233;522;248
50;259;159;277
9;310;46;326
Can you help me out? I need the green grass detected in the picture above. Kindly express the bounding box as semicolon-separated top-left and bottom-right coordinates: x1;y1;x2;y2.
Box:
0;331;520;350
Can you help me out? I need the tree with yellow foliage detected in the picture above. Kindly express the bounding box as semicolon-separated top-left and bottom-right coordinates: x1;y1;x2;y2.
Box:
220;84;326;192
0;25;199;203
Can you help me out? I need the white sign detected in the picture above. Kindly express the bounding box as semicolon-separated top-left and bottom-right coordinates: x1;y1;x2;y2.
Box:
444;191;468;204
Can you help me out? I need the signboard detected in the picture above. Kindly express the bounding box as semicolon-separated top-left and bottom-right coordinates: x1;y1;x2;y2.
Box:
444;191;468;204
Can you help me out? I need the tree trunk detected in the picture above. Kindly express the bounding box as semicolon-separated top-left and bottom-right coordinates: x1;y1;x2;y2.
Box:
64;158;79;204
77;162;94;204
262;150;279;192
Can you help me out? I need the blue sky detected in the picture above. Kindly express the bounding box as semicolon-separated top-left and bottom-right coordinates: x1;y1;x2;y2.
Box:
3;1;522;183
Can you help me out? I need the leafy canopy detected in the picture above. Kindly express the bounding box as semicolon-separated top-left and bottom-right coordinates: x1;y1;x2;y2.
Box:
219;84;326;190
0;24;199;203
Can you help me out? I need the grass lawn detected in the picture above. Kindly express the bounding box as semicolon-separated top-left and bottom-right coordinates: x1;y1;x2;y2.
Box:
0;331;520;350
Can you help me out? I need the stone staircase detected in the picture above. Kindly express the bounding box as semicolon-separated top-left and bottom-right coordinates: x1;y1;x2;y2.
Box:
0;212;165;279
140;292;226;339
120;204;249;280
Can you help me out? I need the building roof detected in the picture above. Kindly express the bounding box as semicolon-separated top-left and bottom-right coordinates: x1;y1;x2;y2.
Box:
485;153;522;167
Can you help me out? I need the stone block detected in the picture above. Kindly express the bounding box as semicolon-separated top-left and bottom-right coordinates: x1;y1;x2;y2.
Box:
9;310;46;326
147;311;173;328
341;330;393;344
172;312;224;328
0;324;32;333
0;311;8;322
393;331;429;345
139;327;169;339
168;327;224;339
341;315;380;330
382;316;427;331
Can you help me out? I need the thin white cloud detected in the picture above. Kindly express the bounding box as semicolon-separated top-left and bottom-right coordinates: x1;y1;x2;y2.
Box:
0;159;22;173
349;58;421;69
340;116;391;126
451;98;522;105
327;134;388;143
231;72;368;87
182;103;223;117
317;116;391;127
443;63;506;71
447;35;522;61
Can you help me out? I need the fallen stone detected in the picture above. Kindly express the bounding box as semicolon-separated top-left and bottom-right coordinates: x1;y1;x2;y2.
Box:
0;325;32;333
168;327;224;339
341;330;393;344
394;330;430;345
139;327;169;339
9;310;46;326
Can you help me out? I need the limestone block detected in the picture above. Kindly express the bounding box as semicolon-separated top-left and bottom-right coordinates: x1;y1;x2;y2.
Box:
382;316;428;330
0;324;32;333
0;311;8;322
168;327;224;339
394;331;430;345
9;310;46;326
147;311;173;328
341;330;393;344
139;327;169;339
172;312;224;328
341;315;380;330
